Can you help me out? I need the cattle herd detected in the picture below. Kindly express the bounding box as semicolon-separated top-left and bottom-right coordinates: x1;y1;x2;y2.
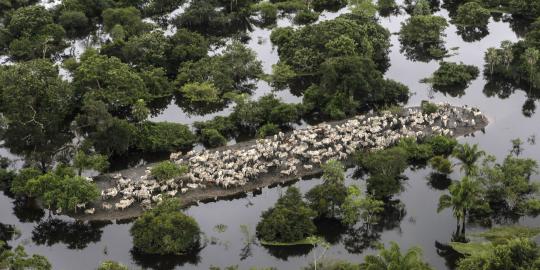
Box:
86;103;486;214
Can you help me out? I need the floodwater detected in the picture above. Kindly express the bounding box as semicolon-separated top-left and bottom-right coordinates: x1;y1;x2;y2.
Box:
2;1;540;270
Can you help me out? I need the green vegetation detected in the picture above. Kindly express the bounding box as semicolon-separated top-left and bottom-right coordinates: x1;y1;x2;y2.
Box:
359;242;434;270
131;198;200;255
11;166;99;213
422;62;480;97
97;260;128;270
150;161;187;182
256;187;316;244
0;242;51;270
306;160;348;218
399;13;448;62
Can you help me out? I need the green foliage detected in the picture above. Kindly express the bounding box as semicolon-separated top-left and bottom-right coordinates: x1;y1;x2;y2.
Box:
397;137;434;164
73;52;149;116
294;9;320;25
429;156;453;174
73;150;109;176
359;242;434;270
0;59;74;170
357;147;409;199
193;116;236;138
438;176;486;229
102;7;150;37
424;135;457;156
231;94;301;131
97;260;128;270
0;243;51;270
454;2;491;27
452;143;485;176
423;62;480;95
256;187;316;243
10;167;41;196
477;155;540;214
306;160;348;218
399;15;448;62
420;100;439;114
257;123;280;138
131;198;201;255
458;238;540;270
1;5;67;60
135;122;196;152
200;128;228;148
176;41;262;95
58;10;90;38
270;62;296;90
150;161;187;182
180;82;220;103
15;166;99;212
341;185;384;226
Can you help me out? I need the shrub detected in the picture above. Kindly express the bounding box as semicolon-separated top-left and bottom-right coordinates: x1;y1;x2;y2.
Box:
151;161;187;182
131;198;200;255
97;260;128;270
256;187;316;243
179;82;220;103
424;135;457;156
420;100;438;114
193;116;236;138
294;9;320;25
429;156;453;174
428;62;480;88
135;122;196;152
397;137;434;164
257;123;280;138
200;128;227;148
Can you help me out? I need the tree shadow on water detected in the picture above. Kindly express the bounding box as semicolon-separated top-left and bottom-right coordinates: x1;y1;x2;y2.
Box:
31;218;109;249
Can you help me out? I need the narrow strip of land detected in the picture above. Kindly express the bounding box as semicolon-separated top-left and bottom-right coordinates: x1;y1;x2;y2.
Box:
77;104;488;221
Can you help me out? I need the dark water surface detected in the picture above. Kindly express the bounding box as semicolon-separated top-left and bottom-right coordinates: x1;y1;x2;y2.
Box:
2;2;540;270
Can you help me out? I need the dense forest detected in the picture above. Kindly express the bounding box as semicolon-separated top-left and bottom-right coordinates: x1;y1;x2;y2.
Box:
1;0;540;269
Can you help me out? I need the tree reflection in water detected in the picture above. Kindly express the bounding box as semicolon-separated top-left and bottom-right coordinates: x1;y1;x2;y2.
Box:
131;248;201;270
31;218;109;249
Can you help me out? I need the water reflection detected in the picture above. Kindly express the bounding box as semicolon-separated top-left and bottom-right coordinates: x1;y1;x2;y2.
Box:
131;249;201;270
32;218;108;249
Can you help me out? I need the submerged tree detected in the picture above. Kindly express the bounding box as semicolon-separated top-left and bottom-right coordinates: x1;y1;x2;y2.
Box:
131;198;201;255
452;143;485;176
399;14;448;62
305;160;348;218
256;187;316;243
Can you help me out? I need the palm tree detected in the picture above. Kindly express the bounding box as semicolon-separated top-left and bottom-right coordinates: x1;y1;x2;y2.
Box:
452;143;485;176
437;176;481;234
360;241;434;270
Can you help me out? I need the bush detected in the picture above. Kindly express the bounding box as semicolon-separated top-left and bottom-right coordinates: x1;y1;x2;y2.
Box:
131;198;200;255
428;62;480;88
151;161;187;182
135;122;196;152
200;128;227;148
424;135;457;156
397;137;434;164
193;116;236;138
97;260;128;270
257;123;280;138
420;101;438;114
429;156;453;174
179;82;220;103
294;9;320;24
256;187;316;243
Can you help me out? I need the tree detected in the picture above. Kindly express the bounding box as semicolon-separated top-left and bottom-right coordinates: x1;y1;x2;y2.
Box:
523;47;540;88
452;143;485;176
357;147;409;199
399;15;448;62
131;198;201;255
0;243;51;270
1;5;67;60
454;2;491;27
422;62;480;97
102;7;150;37
359;242;434;270
0;59;75;171
306;160;348;218
256;187;316;243
150;161;187;182
341;185;384;227
73;52;149;116
21;166;100;212
134;121;196;153
438;176;484;233
97;260;128;270
429;156;453;174
200;128;227;148
58;10;90;38
485;48;502;76
73;150;109;176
